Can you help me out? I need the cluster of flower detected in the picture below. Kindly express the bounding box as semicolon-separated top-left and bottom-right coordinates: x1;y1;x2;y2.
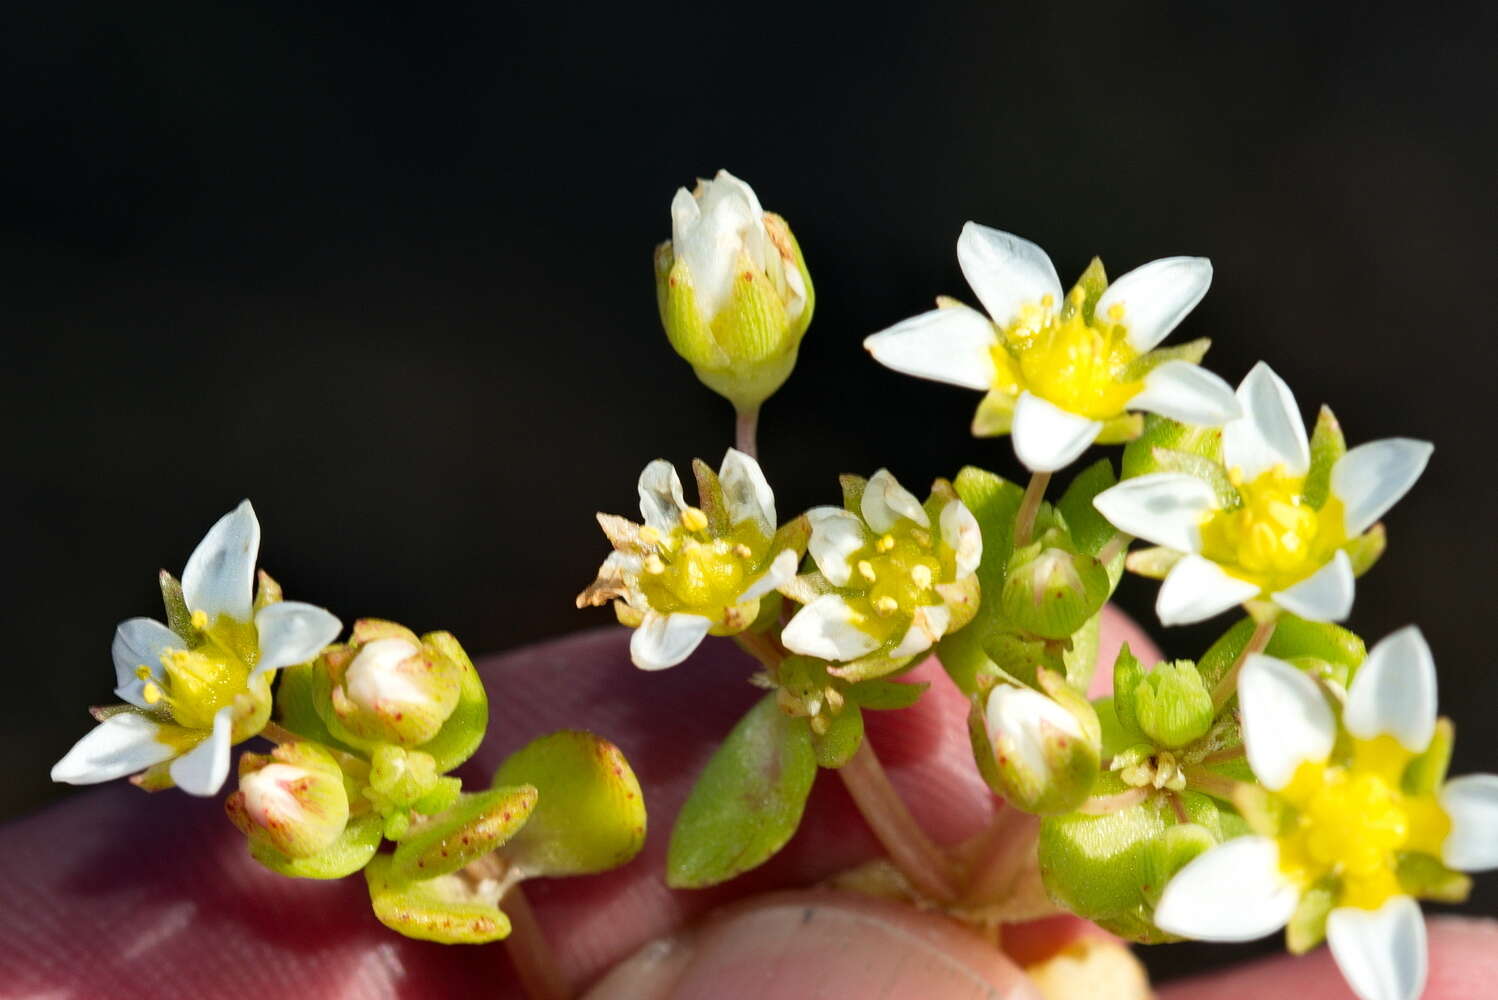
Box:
581;171;1497;1000
52;501;648;945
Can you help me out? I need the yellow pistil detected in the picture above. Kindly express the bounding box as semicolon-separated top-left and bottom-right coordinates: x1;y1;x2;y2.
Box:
1198;467;1347;594
148;643;253;730
1275;736;1451;910
839;521;945;644
636;518;771;626
990;287;1144;420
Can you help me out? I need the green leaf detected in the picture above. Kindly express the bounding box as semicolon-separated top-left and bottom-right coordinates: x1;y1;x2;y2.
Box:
1197;615;1365;697
1141;822;1217;907
249;812;384;880
492;730;647;878
1304;406;1346;510
846;678;928;710
667;694;816;888
1055;459;1118;556
390;786;538;882
364;854;511;944
812;705;864;769
937;467;1024;695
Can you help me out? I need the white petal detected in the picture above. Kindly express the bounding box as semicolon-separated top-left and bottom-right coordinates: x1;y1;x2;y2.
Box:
1239;653;1336;790
1326;898;1427;1000
181;500;260;623
862;305;999;391
1092;473;1218;553
956;223;1063;329
1129;360;1242;426
672;173;762;320
1095;256;1213;353
940;500;982;579
1011;392;1103;473
861;469;930;534
984;684;1084;779
629;613;712;671
1220;362;1310;479
1344;626;1437;752
637;460;687;535
252;601;343;677
807;506;866;586
111;617;180;709
169;707;233;796
1272;550;1355;622
50;713;175;785
1440;774;1498;872
719;447;776;532
740;548;798;602
1153;836;1299;942
1155;554;1260;626
1332;439;1434;538
889;603;951;658
780;595;881;661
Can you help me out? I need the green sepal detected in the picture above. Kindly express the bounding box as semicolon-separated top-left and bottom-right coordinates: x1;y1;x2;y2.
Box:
253;569;283;613
248;812;383;880
1094;697;1133;760
158;571;194;642
273;663;359;753
364;854;511;944
1124;546;1182;580
936;467;1024;696
1304;406;1347;510
1121;414;1222;480
1233;781;1297;837
1094;413;1144;445
846;678;928;711
403;631;489;772
1055;459;1119;556
839;473;867;513
771;513;812;564
1197;615;1365;703
1343;525;1386;578
1404;717;1454;796
812;704;864;769
1067;257;1109;325
1111;645;1146;742
972;390;1015;437
667;694;816;888
1133;661;1215;749
1001;545;1111;640
1140;822;1217;907
692;458;730;535
491;730;647;879
1122;338;1212;382
390;786;538;882
1149;447;1241;509
1397;851;1472;903
1287;877;1338;954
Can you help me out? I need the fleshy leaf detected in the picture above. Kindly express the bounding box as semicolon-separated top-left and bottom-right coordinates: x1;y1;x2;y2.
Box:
407;631;489;772
390;786;538;882
364;854;511;944
1141;822;1217;907
667;694;816;888
846;678;928;710
1120;414;1222;480
1196;614;1365;701
491;730;647;878
812;704;864;769
248;812;383;880
274;663;358;753
1055;459;1119;556
937;467;1025;696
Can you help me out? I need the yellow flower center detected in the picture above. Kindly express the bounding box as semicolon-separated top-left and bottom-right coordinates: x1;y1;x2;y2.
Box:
636;508;770;625
990;291;1144;420
1197;467;1347;594
844;523;944;643
1276;736;1451;910
144;643;251;730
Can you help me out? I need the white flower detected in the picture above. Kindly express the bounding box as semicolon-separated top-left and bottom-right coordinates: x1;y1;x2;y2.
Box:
864;224;1239;472
1154;628;1498;1000
578;449;802;671
1093;362;1431;626
51;501;342;795
780;470;981;666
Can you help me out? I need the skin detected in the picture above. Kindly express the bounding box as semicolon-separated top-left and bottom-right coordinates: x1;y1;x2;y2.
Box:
5;607;1494;998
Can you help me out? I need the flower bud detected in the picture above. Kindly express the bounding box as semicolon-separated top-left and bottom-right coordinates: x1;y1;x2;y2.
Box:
1131;660;1214;749
1000;544;1110;640
655;170;813;411
321;620;464;748
982;676;1100;815
225;742;349;859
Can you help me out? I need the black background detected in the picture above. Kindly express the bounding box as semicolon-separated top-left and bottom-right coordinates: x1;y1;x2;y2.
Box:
5;0;1495;982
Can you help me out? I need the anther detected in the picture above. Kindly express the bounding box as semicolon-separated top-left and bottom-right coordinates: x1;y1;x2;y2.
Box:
874;596;899;616
191;609;209;630
876;535;896;553
910;564;933;589
681;507;709;532
638;525;662;546
644;554;666;575
734;543;753;559
857;559;877;583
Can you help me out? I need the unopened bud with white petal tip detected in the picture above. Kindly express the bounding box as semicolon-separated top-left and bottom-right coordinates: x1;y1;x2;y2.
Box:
982;673;1101;815
655;170;814;411
319;619;463;748
225;741;350;859
1000;542;1111;640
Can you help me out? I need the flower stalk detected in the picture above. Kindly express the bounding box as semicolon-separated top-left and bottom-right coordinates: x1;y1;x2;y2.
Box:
839;738;960;903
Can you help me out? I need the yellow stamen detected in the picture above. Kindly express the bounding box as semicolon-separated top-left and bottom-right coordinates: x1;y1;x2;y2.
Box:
142;682;165;705
910;564;933;590
734;543;753;559
874;596;899;616
857;559;877;583
191;609;209;629
644;554;666;575
681;507;709;532
638;525;662;546
876;535;896;553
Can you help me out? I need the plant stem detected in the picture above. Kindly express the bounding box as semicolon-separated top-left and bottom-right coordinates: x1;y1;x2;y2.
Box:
959;807;1040;905
732;630;784;677
1077;786;1150;816
735;406;760;459
502;884;571;1000
839;738;959;903
258;721;298;745
1183;766;1246;802
1014;471;1051;547
1211;618;1278;712
1096;530;1131;566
